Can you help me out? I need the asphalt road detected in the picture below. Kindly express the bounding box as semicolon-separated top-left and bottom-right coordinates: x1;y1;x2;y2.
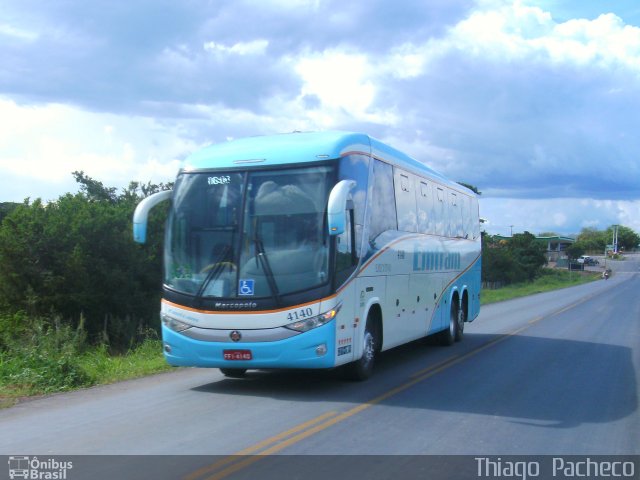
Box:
1;256;638;479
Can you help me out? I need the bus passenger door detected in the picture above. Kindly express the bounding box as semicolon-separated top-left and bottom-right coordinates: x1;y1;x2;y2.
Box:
334;203;359;365
334;280;357;365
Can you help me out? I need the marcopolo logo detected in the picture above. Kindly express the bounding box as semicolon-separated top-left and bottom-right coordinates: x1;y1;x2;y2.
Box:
8;456;73;479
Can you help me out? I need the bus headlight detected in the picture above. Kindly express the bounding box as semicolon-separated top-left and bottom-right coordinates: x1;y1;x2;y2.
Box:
161;313;192;333
285;304;341;333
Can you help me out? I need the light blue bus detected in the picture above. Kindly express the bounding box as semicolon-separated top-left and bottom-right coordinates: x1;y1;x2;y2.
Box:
133;131;481;379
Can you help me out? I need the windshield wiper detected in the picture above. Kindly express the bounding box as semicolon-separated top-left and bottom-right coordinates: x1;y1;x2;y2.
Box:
194;244;232;303
253;236;282;306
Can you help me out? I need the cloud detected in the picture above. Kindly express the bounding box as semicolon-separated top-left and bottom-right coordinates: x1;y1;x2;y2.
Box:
0;23;39;42
0;0;472;112
0;98;188;201
0;0;638;235
480;197;640;236
368;2;640;202
203;39;270;56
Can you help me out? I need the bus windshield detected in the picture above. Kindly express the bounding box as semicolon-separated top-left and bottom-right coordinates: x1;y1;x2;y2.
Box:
164;165;334;299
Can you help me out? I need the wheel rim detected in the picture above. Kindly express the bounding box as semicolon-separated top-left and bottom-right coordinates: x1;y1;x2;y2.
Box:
363;331;375;365
457;308;465;333
449;312;456;337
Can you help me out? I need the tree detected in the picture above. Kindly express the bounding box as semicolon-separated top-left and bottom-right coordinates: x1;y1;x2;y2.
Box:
566;243;585;261
606;225;640;251
72;171;118;203
0;174;171;348
457;182;481;195
575;227;606;252
508;232;547;281
482;234;516;285
0;203;20;223
574;225;639;253
481;232;546;285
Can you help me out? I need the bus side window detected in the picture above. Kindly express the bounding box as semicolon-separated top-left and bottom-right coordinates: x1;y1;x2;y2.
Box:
394;168;417;233
461;194;471;239
417;181;433;234
368;160;397;246
472;198;481;239
450;192;462;237
338;154;370;259
435;187;445;236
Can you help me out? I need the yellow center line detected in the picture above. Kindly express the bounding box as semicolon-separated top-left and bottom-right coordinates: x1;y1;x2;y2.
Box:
199;385;424;480
184;410;338;480
193;336;509;480
189;292;602;480
189;332;525;480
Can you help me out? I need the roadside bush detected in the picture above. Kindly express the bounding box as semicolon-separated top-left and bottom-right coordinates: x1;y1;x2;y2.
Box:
0;313;168;397
482;232;546;286
0;314;94;394
79;333;168;384
0;173;170;349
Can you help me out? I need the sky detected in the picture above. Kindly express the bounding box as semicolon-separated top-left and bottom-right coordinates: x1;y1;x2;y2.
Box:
1;0;639;236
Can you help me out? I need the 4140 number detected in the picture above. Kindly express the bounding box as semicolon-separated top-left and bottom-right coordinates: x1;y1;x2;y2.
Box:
286;307;313;322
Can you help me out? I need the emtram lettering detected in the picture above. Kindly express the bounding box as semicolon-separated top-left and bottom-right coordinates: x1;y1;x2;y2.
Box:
412;247;461;272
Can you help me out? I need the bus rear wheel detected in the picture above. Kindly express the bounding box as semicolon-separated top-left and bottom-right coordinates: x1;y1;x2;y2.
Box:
439;302;460;346
220;368;247;378
455;304;465;342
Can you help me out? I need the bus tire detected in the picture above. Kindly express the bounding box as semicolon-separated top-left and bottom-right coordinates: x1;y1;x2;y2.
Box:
220;368;247;378
347;318;377;381
455;302;465;342
439;303;457;346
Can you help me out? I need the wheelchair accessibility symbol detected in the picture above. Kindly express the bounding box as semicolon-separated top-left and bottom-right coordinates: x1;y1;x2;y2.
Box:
239;279;255;296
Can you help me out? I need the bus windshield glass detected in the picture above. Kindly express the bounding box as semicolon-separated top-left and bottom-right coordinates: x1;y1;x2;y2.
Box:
164;165;334;299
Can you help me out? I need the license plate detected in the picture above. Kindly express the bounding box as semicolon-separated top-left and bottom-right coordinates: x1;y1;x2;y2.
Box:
223;349;252;361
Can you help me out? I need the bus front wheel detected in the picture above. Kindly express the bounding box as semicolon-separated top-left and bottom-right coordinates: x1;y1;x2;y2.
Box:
220;368;247;378
346;318;377;381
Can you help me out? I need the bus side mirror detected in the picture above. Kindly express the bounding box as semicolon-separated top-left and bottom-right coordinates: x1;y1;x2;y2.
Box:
133;190;172;243
327;180;355;236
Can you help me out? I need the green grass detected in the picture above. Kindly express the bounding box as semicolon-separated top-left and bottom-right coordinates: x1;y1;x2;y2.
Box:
481;268;601;305
0;320;171;409
77;339;172;385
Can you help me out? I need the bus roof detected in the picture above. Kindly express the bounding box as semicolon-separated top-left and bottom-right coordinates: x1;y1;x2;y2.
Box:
184;131;368;169
183;131;468;194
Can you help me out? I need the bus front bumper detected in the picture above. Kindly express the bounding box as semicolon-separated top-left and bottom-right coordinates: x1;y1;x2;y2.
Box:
161;322;336;369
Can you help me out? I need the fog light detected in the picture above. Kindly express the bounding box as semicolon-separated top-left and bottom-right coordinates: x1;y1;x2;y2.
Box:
164;343;172;354
316;344;327;356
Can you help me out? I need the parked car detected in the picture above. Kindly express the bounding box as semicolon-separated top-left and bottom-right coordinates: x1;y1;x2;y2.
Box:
577;255;599;266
